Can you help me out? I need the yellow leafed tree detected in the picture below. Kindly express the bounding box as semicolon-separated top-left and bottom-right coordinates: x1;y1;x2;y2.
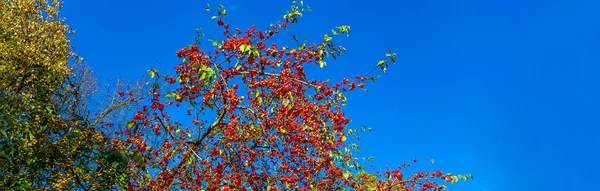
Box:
1;1;146;190
0;0;71;94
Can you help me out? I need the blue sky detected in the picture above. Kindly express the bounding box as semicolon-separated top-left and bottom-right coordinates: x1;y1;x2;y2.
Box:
61;0;599;190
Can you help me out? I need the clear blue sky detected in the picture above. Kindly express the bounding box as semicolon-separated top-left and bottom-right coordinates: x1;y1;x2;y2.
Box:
61;0;599;190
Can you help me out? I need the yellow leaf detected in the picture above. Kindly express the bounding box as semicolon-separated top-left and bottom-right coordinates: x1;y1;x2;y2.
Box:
149;69;156;78
319;60;326;68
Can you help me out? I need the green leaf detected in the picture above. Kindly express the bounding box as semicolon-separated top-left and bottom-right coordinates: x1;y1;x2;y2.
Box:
298;43;306;50
217;5;227;16
324;34;332;42
132;152;144;164
253;50;260;57
149;69;156;78
319;60;326;68
206;68;215;76
282;99;290;107
343;171;351;180
153;81;160;90
125;121;135;128
464;174;474;179
0;129;7;139
340;93;347;103
118;151;128;163
211;16;218;19
0;150;9;162
27;158;34;165
377;60;385;66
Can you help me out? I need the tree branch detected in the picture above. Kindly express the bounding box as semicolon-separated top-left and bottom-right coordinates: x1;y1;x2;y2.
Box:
91;96;145;127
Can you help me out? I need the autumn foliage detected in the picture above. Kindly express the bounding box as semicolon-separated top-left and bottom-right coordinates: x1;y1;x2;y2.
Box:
0;0;146;189
109;2;471;191
0;0;471;190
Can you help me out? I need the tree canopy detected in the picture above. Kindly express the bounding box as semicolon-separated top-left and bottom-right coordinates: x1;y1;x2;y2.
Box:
0;0;144;189
0;0;471;190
